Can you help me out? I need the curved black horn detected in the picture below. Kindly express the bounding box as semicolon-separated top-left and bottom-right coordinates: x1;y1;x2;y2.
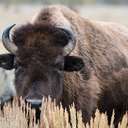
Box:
2;24;17;54
58;28;76;56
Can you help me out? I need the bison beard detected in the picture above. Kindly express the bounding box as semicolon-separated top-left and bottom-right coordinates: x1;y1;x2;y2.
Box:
1;5;128;127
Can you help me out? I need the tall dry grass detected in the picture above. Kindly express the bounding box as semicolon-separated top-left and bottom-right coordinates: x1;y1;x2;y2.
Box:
0;98;127;128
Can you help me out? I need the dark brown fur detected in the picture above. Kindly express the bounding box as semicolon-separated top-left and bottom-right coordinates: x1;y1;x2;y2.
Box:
11;5;128;126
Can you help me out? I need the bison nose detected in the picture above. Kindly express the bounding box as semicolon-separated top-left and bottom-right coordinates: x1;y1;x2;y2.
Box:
25;99;42;109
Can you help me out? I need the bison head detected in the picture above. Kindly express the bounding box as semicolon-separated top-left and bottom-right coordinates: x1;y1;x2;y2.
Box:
1;23;84;108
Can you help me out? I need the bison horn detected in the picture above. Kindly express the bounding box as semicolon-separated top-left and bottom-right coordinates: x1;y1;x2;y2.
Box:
2;24;18;54
62;28;76;56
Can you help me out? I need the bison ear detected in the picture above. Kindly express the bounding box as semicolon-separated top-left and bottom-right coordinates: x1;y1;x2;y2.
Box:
64;56;84;72
0;54;14;70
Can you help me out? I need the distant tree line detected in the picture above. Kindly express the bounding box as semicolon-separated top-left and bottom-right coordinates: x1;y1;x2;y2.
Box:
0;0;128;5
96;0;128;4
0;0;86;5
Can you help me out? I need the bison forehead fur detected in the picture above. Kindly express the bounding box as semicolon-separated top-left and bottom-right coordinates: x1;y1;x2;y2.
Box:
2;5;128;126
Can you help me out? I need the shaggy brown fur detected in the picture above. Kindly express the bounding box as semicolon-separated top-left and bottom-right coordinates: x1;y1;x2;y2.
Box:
9;5;128;126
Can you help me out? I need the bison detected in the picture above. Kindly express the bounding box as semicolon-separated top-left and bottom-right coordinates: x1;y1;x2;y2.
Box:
1;5;128;126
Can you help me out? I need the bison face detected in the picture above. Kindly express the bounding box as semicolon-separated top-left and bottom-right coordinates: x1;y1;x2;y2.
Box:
1;24;84;108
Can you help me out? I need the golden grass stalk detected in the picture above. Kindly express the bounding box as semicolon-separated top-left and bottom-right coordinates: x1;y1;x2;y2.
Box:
0;97;127;128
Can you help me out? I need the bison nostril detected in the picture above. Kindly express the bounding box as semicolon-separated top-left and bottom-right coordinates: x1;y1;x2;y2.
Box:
25;99;42;108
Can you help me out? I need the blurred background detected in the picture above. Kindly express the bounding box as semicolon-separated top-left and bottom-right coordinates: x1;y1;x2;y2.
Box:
0;0;128;100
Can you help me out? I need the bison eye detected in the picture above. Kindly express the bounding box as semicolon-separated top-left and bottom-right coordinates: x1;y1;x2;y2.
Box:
54;56;64;71
14;60;24;69
14;63;19;69
54;62;64;71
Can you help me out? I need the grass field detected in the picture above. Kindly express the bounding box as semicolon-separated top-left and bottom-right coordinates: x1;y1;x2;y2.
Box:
0;98;127;128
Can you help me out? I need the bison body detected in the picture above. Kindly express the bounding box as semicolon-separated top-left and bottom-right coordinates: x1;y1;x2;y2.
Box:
1;5;128;125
